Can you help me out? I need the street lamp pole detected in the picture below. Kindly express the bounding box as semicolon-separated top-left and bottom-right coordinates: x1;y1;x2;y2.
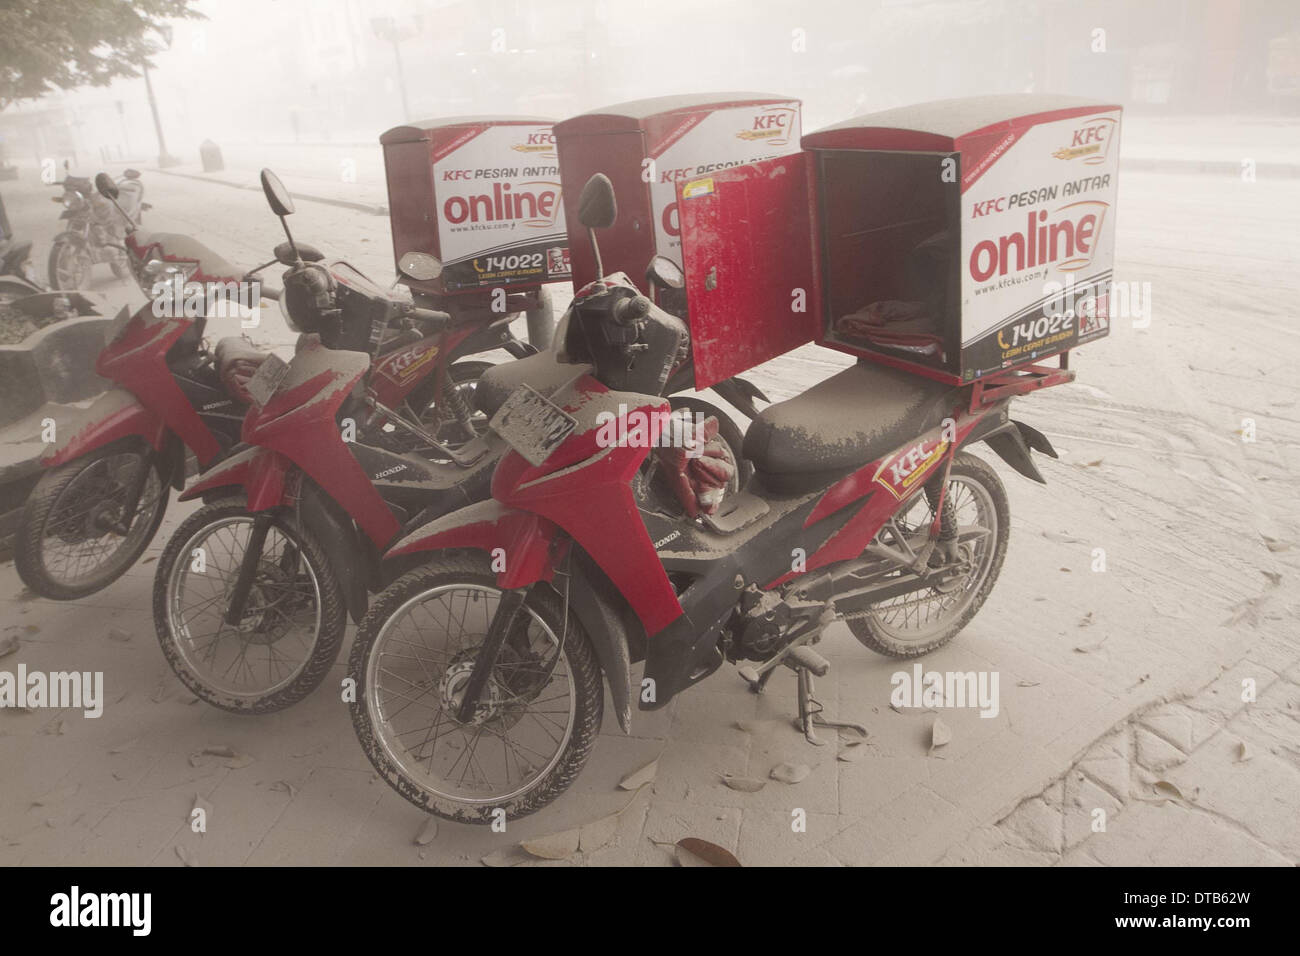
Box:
143;25;179;167
142;65;178;167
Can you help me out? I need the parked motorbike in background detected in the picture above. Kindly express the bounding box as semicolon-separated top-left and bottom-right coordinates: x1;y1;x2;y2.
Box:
150;170;748;715
47;167;147;289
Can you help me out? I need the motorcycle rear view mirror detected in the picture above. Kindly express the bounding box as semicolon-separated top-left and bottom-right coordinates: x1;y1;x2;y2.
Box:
94;172;139;231
647;255;684;290
577;174;616;230
261;168;304;264
398;251;442;281
578;174;616;279
94;173;120;201
260;169;295;217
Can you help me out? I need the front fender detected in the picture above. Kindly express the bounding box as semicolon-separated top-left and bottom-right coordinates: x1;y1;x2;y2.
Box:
385;499;559;590
386;502;639;733
40;388;168;466
179;445;289;508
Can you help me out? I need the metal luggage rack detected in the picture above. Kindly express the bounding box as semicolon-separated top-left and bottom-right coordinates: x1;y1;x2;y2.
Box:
969;351;1075;413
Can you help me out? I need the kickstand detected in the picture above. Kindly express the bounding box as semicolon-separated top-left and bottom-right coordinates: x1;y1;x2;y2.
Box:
795;668;868;747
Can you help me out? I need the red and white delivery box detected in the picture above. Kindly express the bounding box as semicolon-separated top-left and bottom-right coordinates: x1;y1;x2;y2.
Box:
554;93;802;290
676;94;1121;387
380;116;570;297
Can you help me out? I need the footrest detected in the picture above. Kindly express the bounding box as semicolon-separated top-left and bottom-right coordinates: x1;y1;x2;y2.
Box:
785;646;829;676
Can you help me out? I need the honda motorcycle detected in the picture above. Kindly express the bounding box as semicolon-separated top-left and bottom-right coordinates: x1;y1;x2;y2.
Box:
17;170;529;601
48;168;147;289
344;174;1070;823
151;170;750;715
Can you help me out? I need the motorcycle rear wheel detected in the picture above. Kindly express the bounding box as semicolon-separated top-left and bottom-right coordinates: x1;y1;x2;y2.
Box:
349;551;604;823
16;441;168;600
153;497;347;714
846;452;1009;658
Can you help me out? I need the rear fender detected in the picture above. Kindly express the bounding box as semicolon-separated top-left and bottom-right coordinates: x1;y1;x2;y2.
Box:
385;502;639;733
969;416;1059;484
40;388;168;467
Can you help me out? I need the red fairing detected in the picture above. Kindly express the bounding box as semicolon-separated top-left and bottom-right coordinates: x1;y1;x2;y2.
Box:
490;374;684;636
241;342;401;547
40;388;169;467
369;323;478;410
95;305;222;465
767;413;987;588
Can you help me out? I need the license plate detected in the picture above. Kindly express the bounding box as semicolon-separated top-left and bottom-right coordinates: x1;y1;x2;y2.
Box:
244;353;290;407
489;385;577;467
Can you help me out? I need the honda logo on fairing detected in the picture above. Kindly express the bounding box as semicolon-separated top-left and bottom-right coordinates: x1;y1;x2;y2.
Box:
969;200;1109;281
443;181;561;228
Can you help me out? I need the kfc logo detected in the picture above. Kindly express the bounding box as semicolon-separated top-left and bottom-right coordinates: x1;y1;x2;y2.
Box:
735;106;796;146
1052;116;1117;165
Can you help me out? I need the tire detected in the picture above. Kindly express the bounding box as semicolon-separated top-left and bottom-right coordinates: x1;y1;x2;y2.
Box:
349;551;604;823
15;441;168;600
48;240;89;290
847;452;1010;658
667;394;754;493
153;497;347;714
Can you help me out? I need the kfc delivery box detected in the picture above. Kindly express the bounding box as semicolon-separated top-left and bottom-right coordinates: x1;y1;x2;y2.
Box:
553;93;802;292
380;116;570;303
675;94;1121;388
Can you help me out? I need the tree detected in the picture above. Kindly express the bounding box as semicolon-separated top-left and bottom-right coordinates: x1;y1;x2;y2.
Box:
0;0;204;111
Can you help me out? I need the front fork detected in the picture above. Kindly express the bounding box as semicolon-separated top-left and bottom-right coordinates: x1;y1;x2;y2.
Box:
455;584;532;723
224;513;274;625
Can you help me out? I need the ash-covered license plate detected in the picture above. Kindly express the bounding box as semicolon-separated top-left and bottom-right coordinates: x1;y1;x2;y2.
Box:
244;353;290;407
488;385;577;467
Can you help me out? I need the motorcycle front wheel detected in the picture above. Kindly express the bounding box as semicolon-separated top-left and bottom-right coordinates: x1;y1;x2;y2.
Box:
16;441;168;599
153;498;346;714
349;552;604;823
48;240;90;290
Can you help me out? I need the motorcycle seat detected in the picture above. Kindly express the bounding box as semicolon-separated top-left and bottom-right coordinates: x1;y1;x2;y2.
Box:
742;361;964;494
474;350;594;417
215;337;268;404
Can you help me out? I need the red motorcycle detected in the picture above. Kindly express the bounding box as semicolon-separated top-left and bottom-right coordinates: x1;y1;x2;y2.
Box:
150;172;748;715
344;175;1070;822
15;170;494;600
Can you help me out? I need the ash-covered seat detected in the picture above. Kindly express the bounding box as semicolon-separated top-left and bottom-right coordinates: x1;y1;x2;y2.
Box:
742;361;963;493
474;350;593;417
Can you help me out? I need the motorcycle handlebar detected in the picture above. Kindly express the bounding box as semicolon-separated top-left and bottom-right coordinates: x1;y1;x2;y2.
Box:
613;294;651;324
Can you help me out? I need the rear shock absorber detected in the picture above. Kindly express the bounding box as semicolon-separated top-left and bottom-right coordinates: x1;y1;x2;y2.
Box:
440;373;477;441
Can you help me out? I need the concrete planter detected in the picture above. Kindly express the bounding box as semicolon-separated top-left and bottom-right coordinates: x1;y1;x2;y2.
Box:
0;293;117;559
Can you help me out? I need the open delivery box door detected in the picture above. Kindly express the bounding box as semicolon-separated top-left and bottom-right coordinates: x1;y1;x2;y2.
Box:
677;94;1121;389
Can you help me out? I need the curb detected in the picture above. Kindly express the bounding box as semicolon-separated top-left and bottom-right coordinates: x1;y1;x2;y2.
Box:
1121;156;1300;177
148;167;389;216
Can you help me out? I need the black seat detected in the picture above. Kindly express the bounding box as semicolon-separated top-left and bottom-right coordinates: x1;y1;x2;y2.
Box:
474;350;592;417
743;361;964;494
